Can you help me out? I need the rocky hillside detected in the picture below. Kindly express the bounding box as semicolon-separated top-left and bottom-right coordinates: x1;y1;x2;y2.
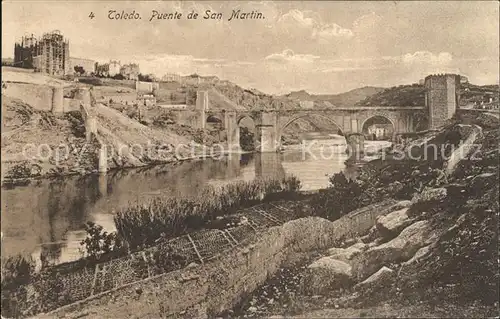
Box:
1;96;99;181
356;83;426;106
286;86;385;107
233;113;499;317
356;82;499;107
0;95;210;181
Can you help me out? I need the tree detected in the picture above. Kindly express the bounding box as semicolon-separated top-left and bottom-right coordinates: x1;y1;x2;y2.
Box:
138;73;153;82
74;65;85;75
240;127;255;151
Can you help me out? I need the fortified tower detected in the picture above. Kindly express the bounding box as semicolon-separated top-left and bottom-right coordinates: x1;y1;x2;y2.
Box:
424;74;461;129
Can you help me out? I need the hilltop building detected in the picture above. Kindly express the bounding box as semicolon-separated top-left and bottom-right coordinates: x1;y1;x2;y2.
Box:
95;62;110;77
120;63;140;80
162;73;181;82
15;31;70;75
69;57;96;75
109;60;121;77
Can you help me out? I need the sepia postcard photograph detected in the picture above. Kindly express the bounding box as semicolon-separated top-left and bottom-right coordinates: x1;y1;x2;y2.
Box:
1;1;499;318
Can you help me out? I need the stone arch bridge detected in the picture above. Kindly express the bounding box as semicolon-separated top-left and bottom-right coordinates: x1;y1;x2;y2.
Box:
182;74;467;153
214;106;425;152
196;89;426;153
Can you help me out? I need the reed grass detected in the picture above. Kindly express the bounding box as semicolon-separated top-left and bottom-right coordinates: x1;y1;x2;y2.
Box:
114;176;302;250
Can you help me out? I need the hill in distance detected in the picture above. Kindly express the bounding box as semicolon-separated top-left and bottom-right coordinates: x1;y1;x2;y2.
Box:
356;83;499;107
284;86;385;107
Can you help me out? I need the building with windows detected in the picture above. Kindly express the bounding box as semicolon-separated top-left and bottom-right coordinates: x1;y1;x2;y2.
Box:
15;30;70;75
69;57;96;75
109;60;121;77
120;63;140;80
162;73;181;82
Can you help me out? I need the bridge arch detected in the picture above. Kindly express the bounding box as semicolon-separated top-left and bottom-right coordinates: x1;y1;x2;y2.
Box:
237;114;256;151
360;115;395;140
278;114;345;143
206;114;223;124
237;114;255;126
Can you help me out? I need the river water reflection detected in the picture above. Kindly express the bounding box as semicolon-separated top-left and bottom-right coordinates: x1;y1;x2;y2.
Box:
1;141;385;266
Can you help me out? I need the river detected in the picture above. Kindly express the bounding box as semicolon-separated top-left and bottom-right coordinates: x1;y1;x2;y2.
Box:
1;140;390;268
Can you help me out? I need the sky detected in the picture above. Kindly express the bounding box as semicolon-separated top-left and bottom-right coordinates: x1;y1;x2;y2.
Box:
3;1;499;95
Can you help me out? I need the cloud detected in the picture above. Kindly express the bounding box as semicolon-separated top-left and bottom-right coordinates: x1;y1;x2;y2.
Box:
276;9;353;41
264;49;320;64
277;9;317;29
353;12;383;33
312;23;353;42
402;51;453;65
319;66;387;73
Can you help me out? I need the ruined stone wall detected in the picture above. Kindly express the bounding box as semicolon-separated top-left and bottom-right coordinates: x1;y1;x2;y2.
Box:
3;82;54;111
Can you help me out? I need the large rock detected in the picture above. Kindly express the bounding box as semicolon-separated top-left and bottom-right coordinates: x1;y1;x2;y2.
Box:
351;220;433;280
375;208;413;240
300;257;353;294
354;266;394;291
327;246;363;263
402;245;431;266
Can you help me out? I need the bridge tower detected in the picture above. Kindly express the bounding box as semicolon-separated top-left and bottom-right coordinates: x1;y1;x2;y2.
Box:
424;74;461;129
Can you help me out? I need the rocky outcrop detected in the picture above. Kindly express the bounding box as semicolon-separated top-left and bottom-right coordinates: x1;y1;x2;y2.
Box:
402;245;431;266
300;257;353;294
354;266;394;291
375;208;413;240
351;220;434;280
327;242;366;263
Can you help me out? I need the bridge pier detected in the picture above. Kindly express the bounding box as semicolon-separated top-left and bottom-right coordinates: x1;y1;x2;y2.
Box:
196;91;208;129
224;111;241;152
256;111;279;153
345;133;365;163
51;86;64;113
255;152;285;179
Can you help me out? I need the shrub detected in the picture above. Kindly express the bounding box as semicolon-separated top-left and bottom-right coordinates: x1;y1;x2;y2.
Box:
310;172;366;220
80;221;125;261
240;127;255;151
1;255;35;318
150;243;189;274
114;177;302;250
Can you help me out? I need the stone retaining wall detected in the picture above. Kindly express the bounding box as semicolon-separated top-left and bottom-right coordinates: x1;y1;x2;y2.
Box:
40;200;401;319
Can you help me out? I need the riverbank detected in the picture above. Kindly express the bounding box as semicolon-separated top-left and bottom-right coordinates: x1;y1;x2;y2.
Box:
1;94;256;184
0;148;252;187
2;112;497;318
30;115;499;318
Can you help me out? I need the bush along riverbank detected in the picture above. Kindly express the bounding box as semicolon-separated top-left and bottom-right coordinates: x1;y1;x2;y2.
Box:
230;117;499;318
1;176;304;318
114;176;302;250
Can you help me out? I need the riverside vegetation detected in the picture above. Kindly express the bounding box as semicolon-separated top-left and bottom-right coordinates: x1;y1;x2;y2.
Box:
2;113;498;318
1;176;303;317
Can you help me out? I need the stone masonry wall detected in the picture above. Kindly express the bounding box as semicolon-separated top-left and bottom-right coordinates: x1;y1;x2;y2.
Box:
41;199;404;319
